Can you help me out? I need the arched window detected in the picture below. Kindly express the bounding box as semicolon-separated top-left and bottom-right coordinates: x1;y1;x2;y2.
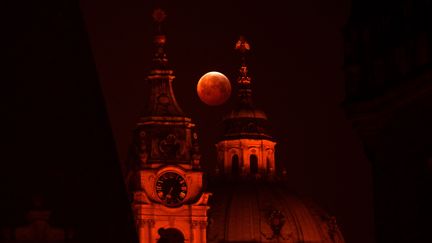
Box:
250;154;258;174
157;228;185;243
232;154;239;176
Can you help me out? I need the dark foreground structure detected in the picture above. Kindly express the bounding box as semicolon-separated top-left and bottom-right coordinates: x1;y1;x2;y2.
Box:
3;1;137;243
343;0;432;242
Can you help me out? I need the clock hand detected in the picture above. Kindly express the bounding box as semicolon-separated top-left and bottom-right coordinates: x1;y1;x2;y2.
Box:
166;187;173;199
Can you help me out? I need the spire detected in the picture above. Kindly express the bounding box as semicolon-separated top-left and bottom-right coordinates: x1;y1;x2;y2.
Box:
215;36;275;180
143;8;184;117
235;36;253;106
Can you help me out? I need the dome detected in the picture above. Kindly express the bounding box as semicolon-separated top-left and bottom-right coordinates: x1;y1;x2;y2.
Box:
224;106;268;120
206;181;345;243
220;106;273;141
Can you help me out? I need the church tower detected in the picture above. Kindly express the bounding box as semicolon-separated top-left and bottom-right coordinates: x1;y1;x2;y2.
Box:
216;37;276;179
207;37;345;243
126;9;211;243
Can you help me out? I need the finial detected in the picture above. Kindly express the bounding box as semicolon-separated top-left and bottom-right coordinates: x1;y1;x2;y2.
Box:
235;36;251;82
151;8;168;67
152;8;167;23
152;8;167;45
234;36;253;105
235;35;251;53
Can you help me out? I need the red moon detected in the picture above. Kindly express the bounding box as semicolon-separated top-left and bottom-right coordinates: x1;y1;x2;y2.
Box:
197;71;231;106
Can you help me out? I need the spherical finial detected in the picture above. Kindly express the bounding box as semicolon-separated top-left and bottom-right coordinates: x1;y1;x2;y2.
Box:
152;8;166;23
154;35;166;45
152;9;167;45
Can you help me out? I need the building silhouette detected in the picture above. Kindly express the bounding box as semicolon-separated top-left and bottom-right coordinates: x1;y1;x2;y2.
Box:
3;1;137;243
343;0;432;242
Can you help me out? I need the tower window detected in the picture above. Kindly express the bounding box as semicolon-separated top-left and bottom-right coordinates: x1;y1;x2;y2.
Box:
250;154;258;174
232;154;240;177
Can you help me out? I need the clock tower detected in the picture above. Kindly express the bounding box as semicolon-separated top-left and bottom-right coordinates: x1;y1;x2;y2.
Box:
125;9;211;243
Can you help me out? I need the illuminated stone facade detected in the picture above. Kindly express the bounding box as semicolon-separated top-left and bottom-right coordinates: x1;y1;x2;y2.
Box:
125;9;210;243
216;138;276;178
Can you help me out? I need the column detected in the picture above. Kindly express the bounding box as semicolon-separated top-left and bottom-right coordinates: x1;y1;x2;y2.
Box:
137;219;155;243
192;220;200;243
199;221;207;243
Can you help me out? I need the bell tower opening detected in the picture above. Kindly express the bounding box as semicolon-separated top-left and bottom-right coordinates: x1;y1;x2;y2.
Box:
232;154;240;177
157;228;185;243
250;154;258;174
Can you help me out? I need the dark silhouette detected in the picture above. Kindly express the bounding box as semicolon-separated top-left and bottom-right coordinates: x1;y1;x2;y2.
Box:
344;0;432;242
3;1;137;243
157;228;185;243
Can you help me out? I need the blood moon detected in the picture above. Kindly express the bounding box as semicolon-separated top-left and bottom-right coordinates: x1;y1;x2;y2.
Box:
197;71;231;106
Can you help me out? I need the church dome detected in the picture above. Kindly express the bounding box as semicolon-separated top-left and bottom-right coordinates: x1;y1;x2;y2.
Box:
206;181;344;243
224;106;268;120
220;106;273;141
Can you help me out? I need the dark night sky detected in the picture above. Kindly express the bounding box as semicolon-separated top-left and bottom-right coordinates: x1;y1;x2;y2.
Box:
81;1;374;243
2;0;375;243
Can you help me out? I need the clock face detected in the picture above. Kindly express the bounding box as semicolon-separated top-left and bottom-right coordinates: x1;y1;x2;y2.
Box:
155;172;187;206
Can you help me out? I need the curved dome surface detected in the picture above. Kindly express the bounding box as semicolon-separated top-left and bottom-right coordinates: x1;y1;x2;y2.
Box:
207;181;345;243
220;105;273;141
224;107;268;120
